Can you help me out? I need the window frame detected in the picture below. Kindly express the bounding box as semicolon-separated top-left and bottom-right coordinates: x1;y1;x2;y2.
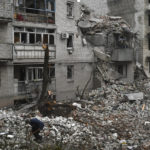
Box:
67;1;74;18
67;65;74;80
27;67;43;81
67;34;74;49
14;27;55;45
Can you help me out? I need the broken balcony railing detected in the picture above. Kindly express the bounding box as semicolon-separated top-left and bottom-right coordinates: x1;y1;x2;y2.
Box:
14;7;55;24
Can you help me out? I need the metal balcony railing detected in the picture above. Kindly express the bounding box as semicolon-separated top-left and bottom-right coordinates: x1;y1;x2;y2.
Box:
14;7;55;24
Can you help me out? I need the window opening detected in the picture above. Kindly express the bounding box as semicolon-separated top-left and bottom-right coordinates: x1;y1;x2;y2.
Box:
14;27;24;31
67;35;73;48
36;28;45;33
118;65;123;75
67;65;74;79
47;0;55;11
14;27;55;45
14;32;20;43
28;68;32;81
38;68;43;79
117;64;127;77
21;33;27;43
29;33;35;43
67;2;74;17
43;34;48;44
49;35;54;45
14;67;26;81
36;34;42;44
26;28;35;32
27;67;43;81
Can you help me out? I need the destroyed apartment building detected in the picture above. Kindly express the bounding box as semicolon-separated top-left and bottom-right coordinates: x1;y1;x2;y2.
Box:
0;0;140;107
77;4;139;87
0;0;94;107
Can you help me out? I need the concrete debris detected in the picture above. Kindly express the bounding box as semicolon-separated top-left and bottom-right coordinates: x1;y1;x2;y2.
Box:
1;79;150;149
78;4;140;84
93;48;111;62
124;92;144;101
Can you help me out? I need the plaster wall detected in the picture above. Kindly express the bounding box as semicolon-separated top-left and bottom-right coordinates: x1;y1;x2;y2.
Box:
0;63;14;107
81;0;108;15
55;0;94;100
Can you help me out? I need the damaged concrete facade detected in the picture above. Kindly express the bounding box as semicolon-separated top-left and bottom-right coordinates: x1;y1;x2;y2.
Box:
78;2;137;84
0;0;94;107
81;0;150;78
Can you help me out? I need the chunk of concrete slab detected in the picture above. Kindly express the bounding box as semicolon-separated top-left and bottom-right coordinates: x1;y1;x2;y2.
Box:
124;92;144;101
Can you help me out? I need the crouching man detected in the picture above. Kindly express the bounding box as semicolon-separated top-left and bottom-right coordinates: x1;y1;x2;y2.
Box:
26;118;44;142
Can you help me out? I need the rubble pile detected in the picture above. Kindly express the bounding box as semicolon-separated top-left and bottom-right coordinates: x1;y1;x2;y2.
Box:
78;4;135;38
1;80;150;149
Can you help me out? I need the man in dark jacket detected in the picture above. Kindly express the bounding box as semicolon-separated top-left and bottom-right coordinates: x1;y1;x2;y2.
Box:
26;118;44;141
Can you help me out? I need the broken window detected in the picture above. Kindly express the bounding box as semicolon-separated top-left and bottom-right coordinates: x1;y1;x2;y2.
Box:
67;65;74;79
29;33;35;44
67;2;74;17
49;35;54;45
116;64;127;77
14;32;20;43
21;33;27;43
67;34;73;48
114;33;129;48
118;65;124;75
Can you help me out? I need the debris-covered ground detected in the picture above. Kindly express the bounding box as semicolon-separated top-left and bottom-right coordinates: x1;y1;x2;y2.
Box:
1;79;150;150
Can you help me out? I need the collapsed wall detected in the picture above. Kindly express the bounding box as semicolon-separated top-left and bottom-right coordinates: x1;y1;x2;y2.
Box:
77;4;142;85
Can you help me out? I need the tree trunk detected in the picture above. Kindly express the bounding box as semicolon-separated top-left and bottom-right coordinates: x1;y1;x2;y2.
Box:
38;45;49;107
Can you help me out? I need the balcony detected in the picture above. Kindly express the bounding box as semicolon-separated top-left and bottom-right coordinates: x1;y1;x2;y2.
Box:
13;45;56;60
0;1;12;22
0;44;12;60
14;0;55;24
14;10;55;24
111;48;134;62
